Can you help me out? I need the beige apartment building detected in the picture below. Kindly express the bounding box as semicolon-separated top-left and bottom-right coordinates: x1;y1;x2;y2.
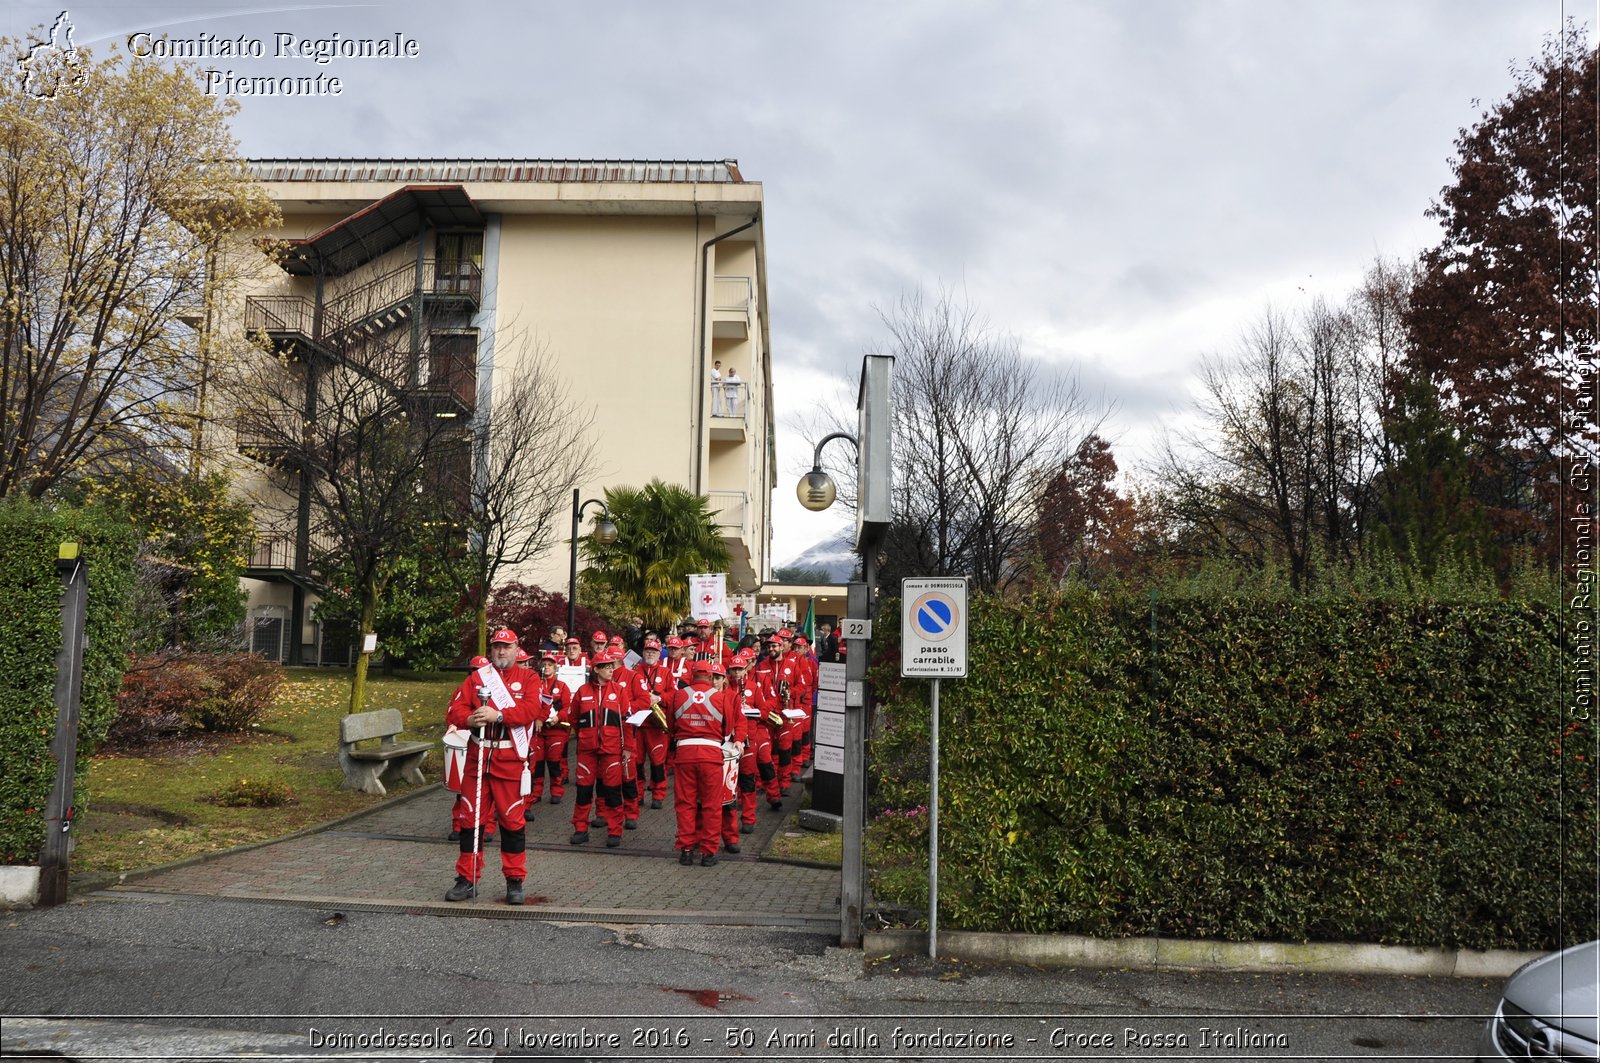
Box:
228;159;773;665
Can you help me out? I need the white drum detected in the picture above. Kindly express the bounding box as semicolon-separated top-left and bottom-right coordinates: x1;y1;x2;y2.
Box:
442;726;469;793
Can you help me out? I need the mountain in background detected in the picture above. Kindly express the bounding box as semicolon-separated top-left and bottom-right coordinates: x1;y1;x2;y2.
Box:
772;530;856;583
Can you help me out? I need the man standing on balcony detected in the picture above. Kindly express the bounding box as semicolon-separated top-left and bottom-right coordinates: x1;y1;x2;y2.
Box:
724;366;742;417
710;359;724;416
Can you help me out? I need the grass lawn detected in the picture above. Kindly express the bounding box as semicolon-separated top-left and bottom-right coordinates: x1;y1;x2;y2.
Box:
76;668;458;874
764;823;843;866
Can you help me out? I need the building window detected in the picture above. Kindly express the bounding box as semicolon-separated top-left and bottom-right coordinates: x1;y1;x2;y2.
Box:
435;231;483;294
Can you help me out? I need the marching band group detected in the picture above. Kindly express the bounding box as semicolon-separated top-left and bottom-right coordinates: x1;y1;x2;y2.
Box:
440;619;820;904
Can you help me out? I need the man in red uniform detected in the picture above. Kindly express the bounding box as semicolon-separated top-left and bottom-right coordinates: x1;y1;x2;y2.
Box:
773;629;812;793
749;635;786;810
589;629;609;663
728;654;780;831
444;629;542;905
792;634;819;768
708;662;745;855
531;652;572;804
665;660;745;866
569;650;629;847
448;655;491;842
601;634;643;828
665;636;693;688
563;634;588;670
691;619;730;667
629;635;674;809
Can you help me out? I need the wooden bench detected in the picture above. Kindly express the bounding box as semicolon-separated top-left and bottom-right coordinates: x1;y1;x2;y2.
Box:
338;709;431;796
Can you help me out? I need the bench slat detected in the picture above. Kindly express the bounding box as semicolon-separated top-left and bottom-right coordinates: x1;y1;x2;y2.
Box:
347;742;432;761
340;708;405;745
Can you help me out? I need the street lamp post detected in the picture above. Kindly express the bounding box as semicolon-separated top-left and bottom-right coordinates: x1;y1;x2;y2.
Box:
795;355;893;951
568;488;618;636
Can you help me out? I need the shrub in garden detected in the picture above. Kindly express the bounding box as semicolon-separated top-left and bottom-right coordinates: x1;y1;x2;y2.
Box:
189;653;285;732
108;659;213;745
110;652;285;742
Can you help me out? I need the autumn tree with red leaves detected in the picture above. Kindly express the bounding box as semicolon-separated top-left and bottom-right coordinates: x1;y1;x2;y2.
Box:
1035;433;1140;585
1405;23;1598;561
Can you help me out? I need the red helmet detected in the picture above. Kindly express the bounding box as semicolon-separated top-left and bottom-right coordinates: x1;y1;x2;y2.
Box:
490;628;518;645
469;655;489;668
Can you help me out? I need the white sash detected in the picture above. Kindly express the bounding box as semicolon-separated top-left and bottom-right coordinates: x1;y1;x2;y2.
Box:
475;664;530;758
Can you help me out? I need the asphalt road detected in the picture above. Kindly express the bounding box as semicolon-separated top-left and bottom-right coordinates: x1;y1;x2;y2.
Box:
0;892;1503;1062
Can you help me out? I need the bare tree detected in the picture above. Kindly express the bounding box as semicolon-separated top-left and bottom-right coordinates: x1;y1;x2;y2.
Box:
0;37;276;498
229;265;474;713
453;333;598;654
808;289;1109;595
1152;287;1396;589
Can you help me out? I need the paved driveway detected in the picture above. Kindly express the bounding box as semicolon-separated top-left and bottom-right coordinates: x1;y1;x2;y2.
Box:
111;781;840;927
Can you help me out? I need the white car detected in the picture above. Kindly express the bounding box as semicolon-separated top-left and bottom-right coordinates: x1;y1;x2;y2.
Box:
1478;939;1598;1060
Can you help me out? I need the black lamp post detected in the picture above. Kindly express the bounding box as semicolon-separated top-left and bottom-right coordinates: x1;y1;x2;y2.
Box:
568;488;618;635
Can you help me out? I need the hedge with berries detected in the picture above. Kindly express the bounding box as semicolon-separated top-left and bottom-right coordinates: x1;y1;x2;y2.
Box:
867;578;1593;951
0;500;135;864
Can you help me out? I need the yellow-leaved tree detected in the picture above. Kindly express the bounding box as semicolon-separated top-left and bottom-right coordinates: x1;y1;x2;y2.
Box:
0;26;279;497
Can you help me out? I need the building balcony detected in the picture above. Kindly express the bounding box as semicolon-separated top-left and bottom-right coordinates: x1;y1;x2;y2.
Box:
712;275;752;339
244;295;328;362
244;527;335;593
707;488;756;588
709;381;747;441
708;488;748;540
234;412;306;473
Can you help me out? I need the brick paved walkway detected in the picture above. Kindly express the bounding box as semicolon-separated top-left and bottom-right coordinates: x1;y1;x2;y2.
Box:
111;779;839;927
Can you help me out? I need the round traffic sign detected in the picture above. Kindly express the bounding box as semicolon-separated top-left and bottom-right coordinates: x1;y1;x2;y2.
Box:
909;591;961;642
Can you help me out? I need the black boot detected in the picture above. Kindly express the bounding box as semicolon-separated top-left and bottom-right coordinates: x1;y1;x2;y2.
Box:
505;879;524;905
679;848;694;866
445;876;476;902
569;830;589;845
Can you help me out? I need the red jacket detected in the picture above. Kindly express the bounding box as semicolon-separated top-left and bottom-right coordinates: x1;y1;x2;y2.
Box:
730;677;778;729
446;665;542;770
666;681;746;762
775;654;812;711
630;661;676;727
691;637;730;666
570;676;629;753
540;676;573;731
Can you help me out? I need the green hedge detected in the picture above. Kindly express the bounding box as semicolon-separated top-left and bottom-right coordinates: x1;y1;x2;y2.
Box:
0;500;136;864
868;589;1594;951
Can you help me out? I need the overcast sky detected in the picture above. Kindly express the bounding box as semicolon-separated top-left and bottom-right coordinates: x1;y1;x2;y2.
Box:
8;0;1575;566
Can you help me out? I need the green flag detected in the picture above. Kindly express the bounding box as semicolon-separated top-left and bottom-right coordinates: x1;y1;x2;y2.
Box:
801;598;815;641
